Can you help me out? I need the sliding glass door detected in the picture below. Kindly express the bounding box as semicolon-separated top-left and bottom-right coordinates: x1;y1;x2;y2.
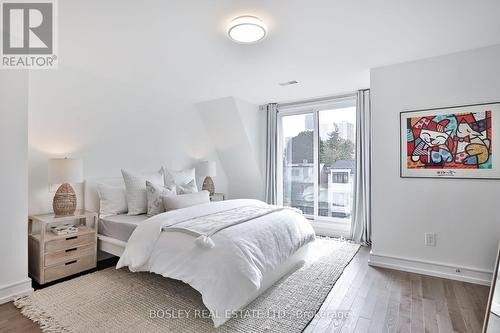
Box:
280;113;315;215
278;97;357;235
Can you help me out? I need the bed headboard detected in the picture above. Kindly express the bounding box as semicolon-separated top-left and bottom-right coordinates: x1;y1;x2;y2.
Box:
84;177;125;214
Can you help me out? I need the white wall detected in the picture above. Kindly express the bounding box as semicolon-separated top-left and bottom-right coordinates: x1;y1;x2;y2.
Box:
27;1;228;214
28;96;227;213
370;44;500;284
234;98;267;179
0;71;32;302
197;97;266;200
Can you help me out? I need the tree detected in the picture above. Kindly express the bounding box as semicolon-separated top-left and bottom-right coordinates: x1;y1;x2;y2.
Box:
284;124;354;166
285;130;313;163
320;124;354;166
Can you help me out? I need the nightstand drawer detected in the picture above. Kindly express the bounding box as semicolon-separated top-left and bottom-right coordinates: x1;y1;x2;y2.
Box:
45;243;95;267
44;254;95;283
45;232;95;253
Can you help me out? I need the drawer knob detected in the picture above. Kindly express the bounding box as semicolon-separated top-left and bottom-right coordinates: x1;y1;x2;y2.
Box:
65;236;78;240
65;248;77;253
65;260;77;265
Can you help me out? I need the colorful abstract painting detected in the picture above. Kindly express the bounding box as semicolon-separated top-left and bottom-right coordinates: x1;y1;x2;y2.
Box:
400;102;500;179
406;111;492;169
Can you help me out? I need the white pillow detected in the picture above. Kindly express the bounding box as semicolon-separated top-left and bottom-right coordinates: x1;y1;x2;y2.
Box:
176;180;198;194
146;181;176;217
163;190;210;211
121;169;163;215
161;167;198;194
97;183;127;216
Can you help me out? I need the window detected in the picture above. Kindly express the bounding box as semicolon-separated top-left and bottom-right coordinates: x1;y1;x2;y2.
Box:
332;171;349;184
278;96;356;234
280;113;314;215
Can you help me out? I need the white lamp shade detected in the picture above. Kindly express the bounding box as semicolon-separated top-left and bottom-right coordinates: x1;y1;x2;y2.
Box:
48;158;83;184
198;161;216;177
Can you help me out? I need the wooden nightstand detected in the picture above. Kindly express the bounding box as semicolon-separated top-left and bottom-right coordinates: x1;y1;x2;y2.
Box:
210;193;225;202
28;210;98;284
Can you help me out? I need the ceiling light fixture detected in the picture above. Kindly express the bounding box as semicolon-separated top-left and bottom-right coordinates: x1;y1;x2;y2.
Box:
227;16;267;44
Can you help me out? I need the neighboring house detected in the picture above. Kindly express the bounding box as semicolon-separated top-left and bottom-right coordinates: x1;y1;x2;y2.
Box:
283;161;315;215
329;160;355;218
283;159;355;219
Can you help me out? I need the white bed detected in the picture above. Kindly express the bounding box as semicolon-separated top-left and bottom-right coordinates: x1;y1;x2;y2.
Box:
96;213;145;258
99;214;146;241
85;177;315;327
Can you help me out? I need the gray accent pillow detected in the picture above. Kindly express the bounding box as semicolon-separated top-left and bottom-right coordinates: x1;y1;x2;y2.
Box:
146;181;176;217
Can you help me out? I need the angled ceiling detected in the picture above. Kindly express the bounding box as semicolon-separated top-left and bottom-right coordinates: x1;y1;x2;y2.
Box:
62;0;500;104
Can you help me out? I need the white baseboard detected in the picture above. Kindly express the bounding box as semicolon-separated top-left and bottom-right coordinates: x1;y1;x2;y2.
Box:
368;251;492;286
0;278;33;304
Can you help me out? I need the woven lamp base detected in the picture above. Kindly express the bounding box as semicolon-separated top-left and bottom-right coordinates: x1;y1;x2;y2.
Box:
202;176;215;196
53;183;77;217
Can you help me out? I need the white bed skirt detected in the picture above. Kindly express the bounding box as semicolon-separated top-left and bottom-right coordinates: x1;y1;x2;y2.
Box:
98;234;127;257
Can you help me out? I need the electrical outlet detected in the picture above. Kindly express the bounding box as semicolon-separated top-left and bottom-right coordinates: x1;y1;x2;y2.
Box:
424;232;437;247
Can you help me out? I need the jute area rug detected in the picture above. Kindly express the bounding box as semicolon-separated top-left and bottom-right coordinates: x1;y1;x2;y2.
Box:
15;237;360;333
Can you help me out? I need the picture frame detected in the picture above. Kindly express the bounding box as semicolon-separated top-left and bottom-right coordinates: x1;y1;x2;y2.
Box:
400;101;500;179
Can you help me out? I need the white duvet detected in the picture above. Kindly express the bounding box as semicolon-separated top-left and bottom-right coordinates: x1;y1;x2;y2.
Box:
117;199;315;327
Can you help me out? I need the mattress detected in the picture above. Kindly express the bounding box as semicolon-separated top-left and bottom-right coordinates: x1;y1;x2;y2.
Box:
98;214;148;242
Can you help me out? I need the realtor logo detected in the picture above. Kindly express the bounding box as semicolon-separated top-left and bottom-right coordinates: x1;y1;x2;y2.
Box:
1;0;57;69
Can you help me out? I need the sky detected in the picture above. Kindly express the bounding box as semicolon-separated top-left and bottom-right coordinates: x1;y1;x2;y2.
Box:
282;106;356;139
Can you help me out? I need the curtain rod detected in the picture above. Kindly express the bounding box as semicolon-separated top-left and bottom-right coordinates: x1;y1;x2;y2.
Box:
260;89;369;110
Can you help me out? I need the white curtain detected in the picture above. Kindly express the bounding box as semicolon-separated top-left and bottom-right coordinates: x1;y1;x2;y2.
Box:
265;103;279;204
351;89;371;245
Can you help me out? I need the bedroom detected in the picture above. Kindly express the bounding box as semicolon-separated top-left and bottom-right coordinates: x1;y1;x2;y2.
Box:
1;1;500;332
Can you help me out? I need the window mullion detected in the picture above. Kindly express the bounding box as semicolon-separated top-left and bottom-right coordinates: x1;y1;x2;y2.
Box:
313;110;319;219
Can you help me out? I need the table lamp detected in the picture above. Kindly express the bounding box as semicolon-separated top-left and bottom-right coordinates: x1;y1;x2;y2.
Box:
48;158;83;217
198;161;216;195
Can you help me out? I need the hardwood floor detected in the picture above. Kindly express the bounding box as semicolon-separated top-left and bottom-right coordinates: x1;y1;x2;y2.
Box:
0;302;39;333
305;247;489;333
0;247;489;333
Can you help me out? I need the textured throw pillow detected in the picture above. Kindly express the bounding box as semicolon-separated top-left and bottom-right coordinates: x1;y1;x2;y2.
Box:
161;167;198;194
163;190;210;211
97;183;128;216
121;169;163;215
176;179;198;194
146;181;176;217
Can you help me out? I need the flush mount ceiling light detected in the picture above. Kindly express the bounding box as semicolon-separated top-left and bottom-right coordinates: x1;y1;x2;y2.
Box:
227;16;267;44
